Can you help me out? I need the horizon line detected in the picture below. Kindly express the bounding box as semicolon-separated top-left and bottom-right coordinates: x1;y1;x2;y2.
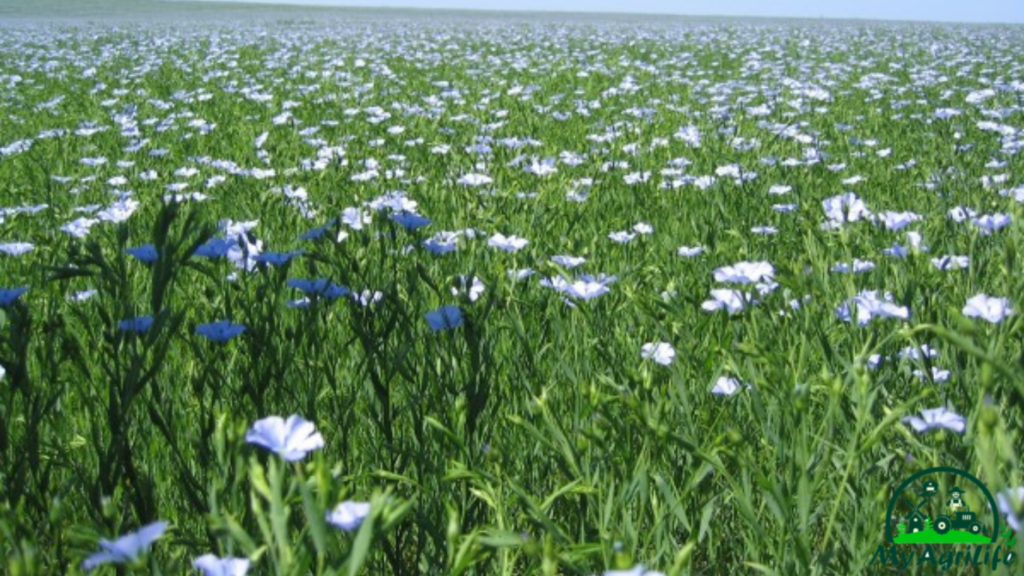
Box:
172;0;1024;26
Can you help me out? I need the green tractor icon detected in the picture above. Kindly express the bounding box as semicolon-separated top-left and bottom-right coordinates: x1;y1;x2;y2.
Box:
935;486;982;536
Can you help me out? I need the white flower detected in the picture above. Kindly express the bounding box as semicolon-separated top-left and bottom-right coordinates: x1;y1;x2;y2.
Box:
69;289;98;303
193;554;251;576
608;231;636;243
712;376;747;396
931;256;969;271
326;500;372;532
0;242;33;256
632;222;653;235
831;259;875;274
701;289;752;315
507;268;535;281
603;566;667;576
897;344;940;361
245;415;325;461
947;206;976;223
677;246;704;258
913;366;951;383
822;192;872;225
902;407;966;434
452;276;485;302
457;173;492;187
487;233;529;252
551;255;586;268
352;290;384;307
61;217;99;239
641;342;675;366
97;197;140;223
0;364;5;380
341;207;372;230
82;521;168;572
963;294;1013;324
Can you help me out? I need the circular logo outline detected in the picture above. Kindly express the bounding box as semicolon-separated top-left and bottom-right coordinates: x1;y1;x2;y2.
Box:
885;466;1000;544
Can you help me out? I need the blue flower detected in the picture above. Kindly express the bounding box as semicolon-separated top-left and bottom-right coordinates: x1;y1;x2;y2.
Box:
126;244;158;264
196;320;246;342
287;278;351;299
118;316;154;333
0;286;29;306
426;305;463;331
390;212;432;231
254;250;304;266
194;237;233;259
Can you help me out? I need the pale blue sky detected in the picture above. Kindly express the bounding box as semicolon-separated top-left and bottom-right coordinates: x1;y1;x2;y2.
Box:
202;0;1024;23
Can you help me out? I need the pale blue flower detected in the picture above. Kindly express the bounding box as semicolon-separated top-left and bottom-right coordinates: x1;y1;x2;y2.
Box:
641;342;675;366
69;289;98;303
0;242;33;256
603;566;665;576
995;487;1024;531
712;376;748;396
608;231;635;243
971;213;1011;235
457;173;492;186
423;231;460;254
82;521;168;572
61;217;99;239
931;255;969;271
487;233;528;252
326;500;372;532
193;554;250;576
902;407;965;434
245;415;325;461
713;261;774;284
836;291;909;326
963;294;1013;324
551;255;586;268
